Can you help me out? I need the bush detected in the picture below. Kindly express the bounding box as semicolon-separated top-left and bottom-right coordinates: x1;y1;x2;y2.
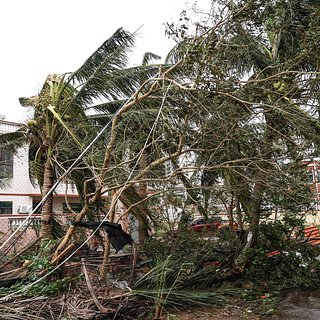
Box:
244;243;320;289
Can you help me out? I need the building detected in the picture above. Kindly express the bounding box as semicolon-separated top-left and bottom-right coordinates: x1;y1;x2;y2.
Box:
0;118;80;245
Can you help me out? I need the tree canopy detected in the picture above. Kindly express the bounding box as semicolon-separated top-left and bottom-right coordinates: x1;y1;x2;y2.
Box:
1;0;320;265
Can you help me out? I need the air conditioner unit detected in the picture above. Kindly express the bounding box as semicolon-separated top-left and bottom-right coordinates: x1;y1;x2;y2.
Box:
18;205;29;214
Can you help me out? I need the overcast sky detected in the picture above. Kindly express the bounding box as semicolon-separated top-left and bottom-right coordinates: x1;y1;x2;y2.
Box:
0;0;208;123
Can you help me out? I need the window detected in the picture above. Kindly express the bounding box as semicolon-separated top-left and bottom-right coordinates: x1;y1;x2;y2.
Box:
0;201;13;214
0;149;13;179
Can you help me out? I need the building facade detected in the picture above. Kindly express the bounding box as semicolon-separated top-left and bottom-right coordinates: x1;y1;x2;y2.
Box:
0;118;80;243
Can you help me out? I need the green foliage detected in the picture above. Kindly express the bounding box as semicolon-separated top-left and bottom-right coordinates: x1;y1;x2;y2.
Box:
257;220;303;250
144;230;234;270
244;222;320;289
24;240;56;272
24;277;73;297
143;221;320;292
142;230;242;289
244;245;320;289
0;275;74;298
0;240;77;298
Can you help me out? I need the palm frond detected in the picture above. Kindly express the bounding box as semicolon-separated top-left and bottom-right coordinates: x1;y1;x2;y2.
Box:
74;64;160;104
47;105;83;149
221;28;271;76
87;94;164;115
165;39;190;64
28;146;45;188
0;130;26;153
19;96;39;107
142;52;161;65
131;289;227;307
98;64;161;99
67;28;135;107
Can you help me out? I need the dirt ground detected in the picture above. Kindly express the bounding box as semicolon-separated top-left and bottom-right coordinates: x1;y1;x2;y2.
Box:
169;306;261;320
167;290;320;320
159;296;270;320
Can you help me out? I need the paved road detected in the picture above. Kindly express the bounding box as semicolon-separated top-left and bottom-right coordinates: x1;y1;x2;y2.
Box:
271;290;320;320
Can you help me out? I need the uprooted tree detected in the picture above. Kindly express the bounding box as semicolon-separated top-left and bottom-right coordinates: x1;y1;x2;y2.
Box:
162;0;320;253
1;0;320;279
53;0;320;269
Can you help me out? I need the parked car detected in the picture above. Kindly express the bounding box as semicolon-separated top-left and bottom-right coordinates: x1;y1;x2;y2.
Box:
189;217;224;232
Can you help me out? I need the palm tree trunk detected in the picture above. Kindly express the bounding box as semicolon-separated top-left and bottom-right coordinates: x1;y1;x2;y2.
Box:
247;177;264;247
136;150;149;245
41;159;54;240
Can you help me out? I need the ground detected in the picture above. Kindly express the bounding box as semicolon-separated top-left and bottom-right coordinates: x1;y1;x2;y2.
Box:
169;289;320;320
169;306;261;320
158;296;274;320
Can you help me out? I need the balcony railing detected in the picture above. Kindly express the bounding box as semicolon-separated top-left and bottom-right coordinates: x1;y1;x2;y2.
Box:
7;216;41;230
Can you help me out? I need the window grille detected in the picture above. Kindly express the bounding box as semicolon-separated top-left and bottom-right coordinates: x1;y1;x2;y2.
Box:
0;148;13;179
